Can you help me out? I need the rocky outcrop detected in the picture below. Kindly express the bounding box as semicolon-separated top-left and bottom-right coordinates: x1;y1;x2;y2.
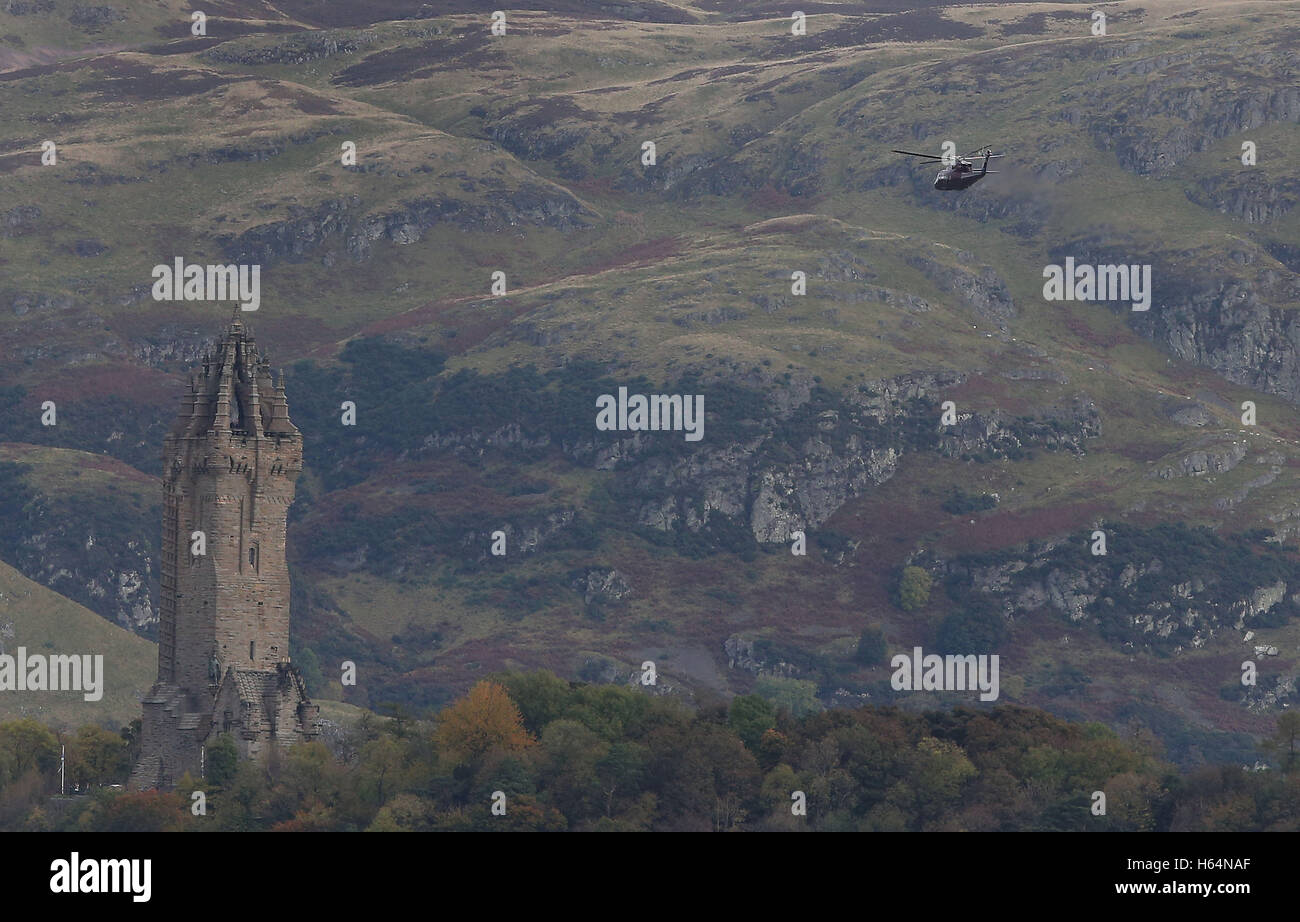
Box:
219;186;591;266
1088;51;1300;176
939;525;1300;651
1186;173;1300;225
1134;266;1300;403
147;129;342;171
1049;239;1300;404
904;253;1016;323
572;567;631;604
1215;470;1278;511
462;509;578;563
202;30;383;66
410;366;1098;547
939;398;1101;460
601;372;945;544
16;520;156;634
1168;403;1213;427
608;373;1097;543
1150;439;1247;479
633;434;900;543
723;634;798;678
1230;581;1288;630
1238;672;1298;715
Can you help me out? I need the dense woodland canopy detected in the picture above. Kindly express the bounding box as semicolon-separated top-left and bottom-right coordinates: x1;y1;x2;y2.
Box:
4;673;1299;832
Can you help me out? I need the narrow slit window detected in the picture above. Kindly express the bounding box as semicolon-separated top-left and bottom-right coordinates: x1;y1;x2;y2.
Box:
250;641;255;661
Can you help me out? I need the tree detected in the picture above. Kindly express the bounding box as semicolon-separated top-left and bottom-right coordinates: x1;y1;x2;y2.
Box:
909;736;977;826
366;793;433;832
205;734;239;789
754;677;822;719
435;681;535;763
855;626;888;665
936;601;1006;653
0;719;59;786
1264;712;1300;772
89;790;188;832
538;719;604;821
728;695;776;750
496;670;572;734
897;566;932;612
359;735;408;806
211;760;270;832
595;742;646;821
66;725;127;788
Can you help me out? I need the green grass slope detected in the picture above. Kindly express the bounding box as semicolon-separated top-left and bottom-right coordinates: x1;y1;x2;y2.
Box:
0;558;154;729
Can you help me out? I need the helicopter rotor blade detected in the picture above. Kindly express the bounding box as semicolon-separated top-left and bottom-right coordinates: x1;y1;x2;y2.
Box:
891;149;944;161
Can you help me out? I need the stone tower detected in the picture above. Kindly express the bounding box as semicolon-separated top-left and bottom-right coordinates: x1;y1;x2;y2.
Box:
131;317;319;791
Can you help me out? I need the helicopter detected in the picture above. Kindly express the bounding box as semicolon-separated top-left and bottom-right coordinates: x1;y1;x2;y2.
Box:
891;145;1003;190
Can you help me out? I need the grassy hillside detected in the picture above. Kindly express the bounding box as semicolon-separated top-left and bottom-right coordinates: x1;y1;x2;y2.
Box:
1;0;1298;767
0;557;154;729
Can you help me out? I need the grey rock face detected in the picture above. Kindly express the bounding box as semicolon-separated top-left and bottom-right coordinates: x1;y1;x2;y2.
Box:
1187;173;1300;225
1091;58;1300;176
940;530;1299;652
463;510;577;563
1049;238;1300;405
1045;568;1097;622
1150;440;1247;479
203;31;383;67
20;526;157;634
1231;580;1288;630
905;253;1016;323
1135;270;1300;403
573;568;632;604
1169;404;1213;427
723;634;797;678
219;186;591;267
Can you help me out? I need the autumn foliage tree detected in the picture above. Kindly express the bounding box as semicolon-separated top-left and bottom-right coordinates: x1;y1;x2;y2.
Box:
65;725;128;788
434;681;535;763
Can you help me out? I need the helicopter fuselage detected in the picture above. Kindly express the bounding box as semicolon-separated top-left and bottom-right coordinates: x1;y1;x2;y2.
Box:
934;161;986;191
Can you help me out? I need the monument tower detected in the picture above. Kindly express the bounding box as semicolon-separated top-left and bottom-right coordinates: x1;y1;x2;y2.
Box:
131;317;319;790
